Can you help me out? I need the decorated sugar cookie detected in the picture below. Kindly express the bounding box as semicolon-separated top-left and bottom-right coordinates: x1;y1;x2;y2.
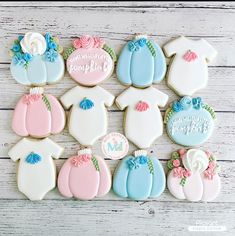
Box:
8;138;64;200
63;35;116;86
58;148;111;200
116;86;168;149
12;87;65;138
10;32;64;86
60;85;114;146
113;150;165;200
163;36;217;96
164;96;215;146
167;149;221;202
117;34;166;87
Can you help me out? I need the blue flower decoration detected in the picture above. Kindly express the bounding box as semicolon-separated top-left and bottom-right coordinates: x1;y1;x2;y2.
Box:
180;96;192;110
172;101;184;112
25;152;42;164
138;38;147;47
45;49;58;62
128;41;136;52
23;53;33;62
127;158;139;170
48;41;57;50
79;98;94;110
18;35;24;41
192;97;202;110
12;44;21;52
45;33;52;43
18;59;26;66
138;155;148;164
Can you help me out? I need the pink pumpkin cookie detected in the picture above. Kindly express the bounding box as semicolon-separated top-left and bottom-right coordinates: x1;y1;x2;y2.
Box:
12;87;65;138
63;35;116;86
58;148;111;200
167;149;221;202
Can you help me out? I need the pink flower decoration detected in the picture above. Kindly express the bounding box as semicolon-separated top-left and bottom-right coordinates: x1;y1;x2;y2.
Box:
204;168;215;180
173;159;180;167
71;154;92;167
173;167;185;178
93;37;104;48
178;149;186;157
135;101;150;112
80;35;94;49
22;94;41;105
183;50;198;62
208;161;216;169
73;39;82;49
205;150;211;158
183;170;191;178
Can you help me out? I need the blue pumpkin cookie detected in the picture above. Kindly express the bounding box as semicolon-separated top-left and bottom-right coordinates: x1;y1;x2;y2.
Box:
116;35;166;88
164;96;216;146
10;32;64;86
113;150;165;200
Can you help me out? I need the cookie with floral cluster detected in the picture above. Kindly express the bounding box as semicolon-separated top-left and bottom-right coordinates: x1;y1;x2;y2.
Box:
167;149;221;202
10;32;64;86
63;35;116;86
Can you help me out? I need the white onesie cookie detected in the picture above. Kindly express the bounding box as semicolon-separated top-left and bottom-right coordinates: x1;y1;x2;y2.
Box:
61;85;114;146
116;87;168;149
8;138;64;201
164;36;217;96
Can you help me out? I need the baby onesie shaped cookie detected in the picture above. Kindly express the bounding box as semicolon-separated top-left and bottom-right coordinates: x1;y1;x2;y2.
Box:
167;149;221;202
117;34;166;87
10;32;64;86
8;138;64;200
163;36;217;96
61;85;114;146
12;87;65;138
58;148;111;200
63;35;116;86
116;86;168;149
164;96;215;146
113;150;165;200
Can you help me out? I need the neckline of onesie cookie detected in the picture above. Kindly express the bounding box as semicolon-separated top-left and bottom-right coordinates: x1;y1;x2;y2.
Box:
180;35;204;43
22;137;49;144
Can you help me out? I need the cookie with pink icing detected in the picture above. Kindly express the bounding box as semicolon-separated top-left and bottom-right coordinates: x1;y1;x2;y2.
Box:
167;149;221;202
12;87;65;138
63;35;116;86
57;148;111;200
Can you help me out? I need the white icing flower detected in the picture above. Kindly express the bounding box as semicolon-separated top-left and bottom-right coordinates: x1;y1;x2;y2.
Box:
182;149;209;173
20;32;47;55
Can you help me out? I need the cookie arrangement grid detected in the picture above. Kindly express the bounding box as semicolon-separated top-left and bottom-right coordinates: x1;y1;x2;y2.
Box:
8;32;220;202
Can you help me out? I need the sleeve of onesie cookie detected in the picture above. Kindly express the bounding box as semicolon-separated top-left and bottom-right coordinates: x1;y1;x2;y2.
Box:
8;139;26;161
201;39;217;63
60;86;79;109
152;88;169;107
45;138;64;159
163;37;183;57
115;88;132;110
98;87;115;107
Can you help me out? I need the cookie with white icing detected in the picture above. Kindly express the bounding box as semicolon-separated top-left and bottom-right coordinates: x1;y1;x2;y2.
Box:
60;85;114;146
10;32;65;86
117;34;166;87
116;86;168;149
8;138;64;201
163;36;217;96
164;96;215;146
58;148;111;200
113;150;165;200
12;87;65;138
167;149;221;202
63;35;116;86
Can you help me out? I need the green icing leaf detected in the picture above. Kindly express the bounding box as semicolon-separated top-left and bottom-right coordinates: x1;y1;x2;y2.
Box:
167;159;174;170
203;104;216;119
146;40;156;57
164;108;175;123
63;47;76;60
180;177;186;186
147;158;154;175
91;156;100;171
42;95;51;111
102;44;117;62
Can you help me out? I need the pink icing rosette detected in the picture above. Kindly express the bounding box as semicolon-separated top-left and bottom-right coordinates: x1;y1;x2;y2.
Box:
22;94;41;105
73;39;82;49
93;37;104;48
71;154;92;167
80;35;95;49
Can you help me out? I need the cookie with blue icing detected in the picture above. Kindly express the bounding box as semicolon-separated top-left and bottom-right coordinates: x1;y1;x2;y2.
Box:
164;96;216;146
10;32;65;86
116;35;166;87
113;150;165;200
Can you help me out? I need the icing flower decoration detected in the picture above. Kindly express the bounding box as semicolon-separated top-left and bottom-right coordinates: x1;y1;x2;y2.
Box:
183;50;198;62
128;41;137;52
93;37;105;48
79;98;94;110
179;96;192;110
127;158;140;170
135;101;149;112
138;38;147;47
138;155;148;164
45;49;58;62
173;159;180;167
173;167;185;178
25;152;42;164
71;154;92;167
80;35;95;49
73;39;82;49
22;94;41;105
172;101;184;112
192;97;203;110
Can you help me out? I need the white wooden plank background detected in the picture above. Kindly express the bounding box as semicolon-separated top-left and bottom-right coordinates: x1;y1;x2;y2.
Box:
0;1;234;235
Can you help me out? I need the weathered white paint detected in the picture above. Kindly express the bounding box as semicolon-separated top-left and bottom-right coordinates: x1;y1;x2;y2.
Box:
0;1;234;235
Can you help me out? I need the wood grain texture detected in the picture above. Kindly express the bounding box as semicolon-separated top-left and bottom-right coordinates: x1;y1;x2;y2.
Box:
0;1;234;235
